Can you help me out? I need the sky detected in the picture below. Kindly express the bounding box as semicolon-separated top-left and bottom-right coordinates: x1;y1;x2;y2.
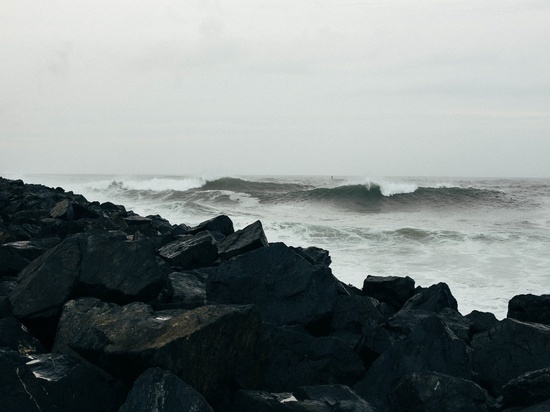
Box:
1;0;549;178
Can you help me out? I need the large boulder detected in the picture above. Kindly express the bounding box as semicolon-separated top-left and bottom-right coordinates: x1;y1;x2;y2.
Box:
0;317;46;355
471;318;550;395
362;275;415;310
507;294;550;326
154;271;207;310
187;215;234;237
501;367;550;408
26;353;126;412
207;242;339;328
401;282;458;313
393;372;496;412
53;298;261;403
158;231;219;270
353;316;473;409
119;367;213;412
260;325;366;392
217;220;269;260
0;349;56;412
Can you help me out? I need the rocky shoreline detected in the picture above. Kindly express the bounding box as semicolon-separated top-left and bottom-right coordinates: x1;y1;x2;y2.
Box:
1;176;550;411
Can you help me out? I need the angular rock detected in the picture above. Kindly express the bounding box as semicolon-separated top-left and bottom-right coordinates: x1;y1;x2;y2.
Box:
1;237;61;262
294;384;375;411
0;317;46;355
217;220;268;260
362;275;415;310
0;349;56;412
330;294;384;334
393;372;496;412
501;367;550;408
260;325;365;392
26;353;125;412
0;247;29;276
353;316;473;409
10;236;82;319
508;294;550;326
187;215;234;237
207;242;338;327
54;298;261;403
291;246;332;267
401;282;458;313
154;271;207;310
466;310;499;335
233;390;330;412
158;232;219;270
77;235;169;302
472;318;550;395
354;319;403;368
119;367;213;412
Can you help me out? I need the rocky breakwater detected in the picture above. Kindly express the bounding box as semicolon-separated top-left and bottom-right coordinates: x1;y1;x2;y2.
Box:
1;176;550;412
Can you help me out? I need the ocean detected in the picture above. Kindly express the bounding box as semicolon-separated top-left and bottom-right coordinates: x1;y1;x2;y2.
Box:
8;173;550;319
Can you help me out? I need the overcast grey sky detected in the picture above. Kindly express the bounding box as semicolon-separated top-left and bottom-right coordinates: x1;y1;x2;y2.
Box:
1;0;549;177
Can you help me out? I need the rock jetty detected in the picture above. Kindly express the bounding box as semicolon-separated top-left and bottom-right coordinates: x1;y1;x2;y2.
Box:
1;176;550;411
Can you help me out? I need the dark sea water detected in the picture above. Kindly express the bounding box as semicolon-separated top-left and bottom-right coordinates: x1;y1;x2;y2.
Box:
11;174;550;318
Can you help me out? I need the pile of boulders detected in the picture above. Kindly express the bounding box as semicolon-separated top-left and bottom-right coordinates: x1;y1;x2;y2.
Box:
1;176;550;411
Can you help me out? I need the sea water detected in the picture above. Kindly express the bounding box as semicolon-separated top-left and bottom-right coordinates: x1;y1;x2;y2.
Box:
8;173;550;319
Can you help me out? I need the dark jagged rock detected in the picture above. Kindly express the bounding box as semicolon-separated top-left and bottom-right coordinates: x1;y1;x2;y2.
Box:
0;317;46;355
466;310;499;335
0;349;56;412
154;271;207;310
187;215;234;237
362;275;415;310
501;367;550;408
54;298;261;403
393;372;496;412
158;231;219;270
291;246;332;267
401;282;458;313
1;237;61;262
233;390;330;411
354;318;403;368
294;384;375;411
207;242;338;328
123;215;155;236
330;294;385;334
0;247;29;276
354;316;472;409
50;199;99;221
260;325;365;393
217;220;269;260
472;318;550;396
26;353;126;412
119;367;213;412
508;294;550;326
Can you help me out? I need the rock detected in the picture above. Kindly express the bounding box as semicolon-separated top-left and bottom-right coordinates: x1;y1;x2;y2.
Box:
508;294;550;326
10;236;82;320
154;271;207;310
260;325;365;392
119;367;213;412
1;237;61;262
50;199;99;221
26;353;125;412
207;242;338;328
0;247;29;276
0;349;56;412
354;319;403;368
291;246;332;267
330;294;385;334
294;385;376;411
76;235;169;302
362;275;415;310
393;372;496;412
353;316;472;409
466;310;499;335
233;390;330;412
54;298;261;403
501;367;550;408
472;318;550;396
0;317;46;355
401;282;458;313
187;215;234;237
217;220;268;260
158;232;219;270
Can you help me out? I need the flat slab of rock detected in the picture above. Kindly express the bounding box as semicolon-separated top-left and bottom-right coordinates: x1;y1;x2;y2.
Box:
54;298;261;403
158;232;219;270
